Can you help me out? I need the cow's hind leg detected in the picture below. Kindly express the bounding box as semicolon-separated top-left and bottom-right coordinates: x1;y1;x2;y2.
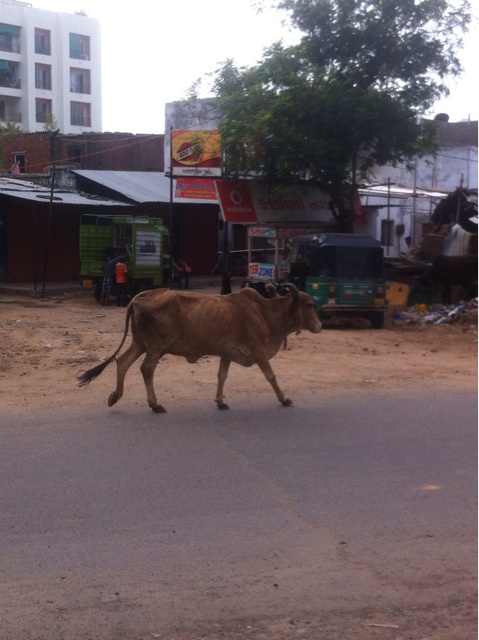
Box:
140;351;166;413
215;357;231;410
257;358;292;407
109;342;145;407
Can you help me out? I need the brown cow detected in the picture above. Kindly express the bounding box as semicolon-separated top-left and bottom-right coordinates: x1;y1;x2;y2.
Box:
78;285;322;413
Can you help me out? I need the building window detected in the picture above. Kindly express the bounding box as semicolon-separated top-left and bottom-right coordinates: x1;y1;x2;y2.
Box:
13;153;26;173
380;219;394;247
69;33;90;60
0;23;21;54
70;68;90;94
0;101;21;123
70;102;91;127
36;98;52;123
35;64;52;90
34;28;51;55
0;60;20;88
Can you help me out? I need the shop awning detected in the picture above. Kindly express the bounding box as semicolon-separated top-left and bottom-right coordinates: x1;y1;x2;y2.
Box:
0;24;21;36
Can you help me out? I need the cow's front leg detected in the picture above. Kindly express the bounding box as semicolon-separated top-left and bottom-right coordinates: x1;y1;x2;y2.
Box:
140;352;166;413
215;357;231;410
109;343;144;407
257;358;292;407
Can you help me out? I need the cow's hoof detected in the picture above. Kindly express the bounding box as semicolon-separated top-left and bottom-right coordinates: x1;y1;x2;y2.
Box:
216;402;230;410
151;404;167;413
281;398;293;407
108;392;118;407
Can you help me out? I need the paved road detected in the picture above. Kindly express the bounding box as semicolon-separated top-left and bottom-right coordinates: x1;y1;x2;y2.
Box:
0;390;476;637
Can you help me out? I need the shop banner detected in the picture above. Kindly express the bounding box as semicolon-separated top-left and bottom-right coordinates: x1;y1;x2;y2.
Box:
216;180;334;224
175;177;218;200
249;262;289;281
171;130;221;177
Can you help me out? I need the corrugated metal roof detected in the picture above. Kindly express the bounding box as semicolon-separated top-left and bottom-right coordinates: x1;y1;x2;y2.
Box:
359;184;448;199
0;177;130;206
72;170;218;204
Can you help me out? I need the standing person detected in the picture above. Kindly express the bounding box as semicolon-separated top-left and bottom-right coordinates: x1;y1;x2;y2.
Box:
100;253;115;306
115;256;128;307
174;258;192;289
219;248;232;295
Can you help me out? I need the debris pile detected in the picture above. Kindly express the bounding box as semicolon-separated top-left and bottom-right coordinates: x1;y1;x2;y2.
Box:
392;299;478;326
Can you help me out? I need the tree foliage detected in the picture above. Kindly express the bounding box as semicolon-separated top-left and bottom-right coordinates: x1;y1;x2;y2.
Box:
43;113;59;132
274;0;470;102
213;0;471;211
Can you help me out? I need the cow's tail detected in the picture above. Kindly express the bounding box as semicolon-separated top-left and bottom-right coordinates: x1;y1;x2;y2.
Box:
77;304;133;387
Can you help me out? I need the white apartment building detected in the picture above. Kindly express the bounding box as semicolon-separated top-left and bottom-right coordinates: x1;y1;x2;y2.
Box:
0;0;101;133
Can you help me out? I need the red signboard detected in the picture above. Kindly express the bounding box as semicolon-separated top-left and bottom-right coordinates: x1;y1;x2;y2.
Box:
175;178;217;200
215;180;258;223
216;179;365;225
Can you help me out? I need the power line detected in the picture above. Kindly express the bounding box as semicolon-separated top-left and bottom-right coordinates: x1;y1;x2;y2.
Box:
14;133;163;172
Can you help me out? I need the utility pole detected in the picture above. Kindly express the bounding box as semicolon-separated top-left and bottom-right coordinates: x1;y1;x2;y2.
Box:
41;129;59;299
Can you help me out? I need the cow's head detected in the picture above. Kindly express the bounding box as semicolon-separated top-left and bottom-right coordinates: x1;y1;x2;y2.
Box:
281;283;301;332
279;283;321;335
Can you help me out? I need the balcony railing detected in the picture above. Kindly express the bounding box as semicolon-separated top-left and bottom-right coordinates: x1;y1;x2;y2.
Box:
71;115;91;127
0;77;21;89
70;51;90;61
0;112;21;123
70;82;91;94
0;39;20;54
36;112;51;123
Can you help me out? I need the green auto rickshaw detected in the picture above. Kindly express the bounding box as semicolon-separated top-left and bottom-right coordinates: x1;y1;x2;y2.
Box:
289;233;387;328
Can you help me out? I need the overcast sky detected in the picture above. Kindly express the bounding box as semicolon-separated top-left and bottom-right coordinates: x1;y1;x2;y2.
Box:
31;0;478;133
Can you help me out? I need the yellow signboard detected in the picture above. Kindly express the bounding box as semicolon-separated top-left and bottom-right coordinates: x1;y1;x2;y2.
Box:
171;130;221;177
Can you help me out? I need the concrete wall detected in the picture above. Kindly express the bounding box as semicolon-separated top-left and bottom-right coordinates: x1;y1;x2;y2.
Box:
1;1;101;133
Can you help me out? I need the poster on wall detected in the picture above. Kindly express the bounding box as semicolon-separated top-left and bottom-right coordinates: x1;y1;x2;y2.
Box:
175;177;218;200
170;130;222;177
135;231;162;267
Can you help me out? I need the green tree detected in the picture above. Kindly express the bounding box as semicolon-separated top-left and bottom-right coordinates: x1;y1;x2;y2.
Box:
213;0;471;226
43;113;59;132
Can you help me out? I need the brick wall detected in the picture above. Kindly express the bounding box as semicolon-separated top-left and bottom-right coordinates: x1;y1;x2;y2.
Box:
2;132;52;173
2;132;165;174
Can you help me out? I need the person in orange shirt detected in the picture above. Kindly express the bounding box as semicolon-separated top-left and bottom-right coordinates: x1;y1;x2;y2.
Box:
174;257;192;289
115;256;128;307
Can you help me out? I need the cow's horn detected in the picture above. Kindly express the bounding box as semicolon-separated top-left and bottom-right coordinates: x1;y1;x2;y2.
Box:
265;282;280;298
280;282;300;309
279;282;298;295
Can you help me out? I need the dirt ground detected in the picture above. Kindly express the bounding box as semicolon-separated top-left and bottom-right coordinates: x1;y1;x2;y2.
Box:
0;288;477;639
0;289;477;415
